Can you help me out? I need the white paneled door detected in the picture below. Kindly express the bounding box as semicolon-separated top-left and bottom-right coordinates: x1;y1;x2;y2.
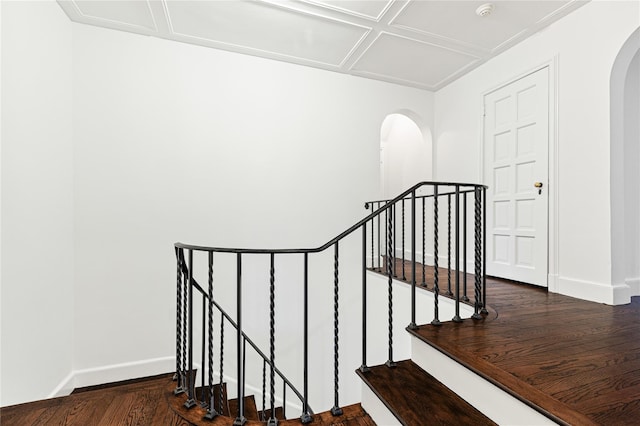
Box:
484;68;549;287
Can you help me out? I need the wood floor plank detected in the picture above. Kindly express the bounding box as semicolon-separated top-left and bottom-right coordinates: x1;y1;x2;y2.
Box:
46;397;106;426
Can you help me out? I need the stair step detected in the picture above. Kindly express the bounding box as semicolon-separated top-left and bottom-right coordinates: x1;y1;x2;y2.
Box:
261;406;285;421
357;359;497;426
228;394;260;421
166;377;375;425
194;383;230;416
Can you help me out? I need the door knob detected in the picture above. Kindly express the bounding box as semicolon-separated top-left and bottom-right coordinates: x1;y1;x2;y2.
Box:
534;182;543;194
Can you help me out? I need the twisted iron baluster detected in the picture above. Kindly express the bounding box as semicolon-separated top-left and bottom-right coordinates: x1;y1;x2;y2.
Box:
184;250;196;408
301;253;312;424
201;296;207;407
262;360;267;421
453;186;462;323
174;249;185;394
331;243;343;416
473;187;483;320
384;207;388;274
182;256;188;390
393;204;397;277
432;187;441;325
360;225;370;374
205;252;218;419
463;193;469;302
446;193;453;296
409;191;417;330
282;384;287;418
219;317;225;414
234;254;245;425
268;253;277;426
421;197;426;287
377;203;381;270
386;206;396;367
401;199;406;281
482;187;489;315
371;218;374;270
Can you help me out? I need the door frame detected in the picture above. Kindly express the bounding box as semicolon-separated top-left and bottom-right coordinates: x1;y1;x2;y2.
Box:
479;58;559;289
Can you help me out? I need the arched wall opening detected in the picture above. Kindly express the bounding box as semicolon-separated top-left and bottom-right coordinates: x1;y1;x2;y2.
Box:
379;112;432;199
611;27;640;298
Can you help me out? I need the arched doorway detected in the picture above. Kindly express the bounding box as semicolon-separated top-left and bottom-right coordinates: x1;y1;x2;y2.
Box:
380;112;432;198
611;28;640;298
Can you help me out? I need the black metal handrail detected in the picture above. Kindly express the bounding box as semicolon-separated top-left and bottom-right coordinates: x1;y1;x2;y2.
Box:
174;181;488;425
363;187;479;209
175;181;485;254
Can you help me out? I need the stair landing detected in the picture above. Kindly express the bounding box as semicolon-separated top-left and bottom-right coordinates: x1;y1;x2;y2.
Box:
410;277;640;425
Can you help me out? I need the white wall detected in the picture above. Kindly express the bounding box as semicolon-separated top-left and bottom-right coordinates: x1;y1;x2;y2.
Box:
623;50;640;290
434;0;640;304
71;21;433;408
1;0;74;406
611;26;639;300
381;114;432;198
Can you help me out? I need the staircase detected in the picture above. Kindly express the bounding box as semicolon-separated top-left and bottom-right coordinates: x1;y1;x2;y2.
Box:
170;378;287;423
168;378;373;425
172;182;492;425
355;270;559;425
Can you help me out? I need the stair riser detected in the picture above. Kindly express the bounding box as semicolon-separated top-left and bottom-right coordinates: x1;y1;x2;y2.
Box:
190;370;302;417
410;336;556;426
360;383;402;426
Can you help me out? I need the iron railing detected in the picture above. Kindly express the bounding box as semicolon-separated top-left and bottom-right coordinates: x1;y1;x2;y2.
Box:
173;181;487;424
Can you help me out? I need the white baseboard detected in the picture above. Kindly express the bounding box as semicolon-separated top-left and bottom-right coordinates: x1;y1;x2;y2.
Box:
626;277;640;296
410;336;555;426
556;276;630;305
49;356;175;398
47;357;304;415
48;371;76;399
548;273;559;293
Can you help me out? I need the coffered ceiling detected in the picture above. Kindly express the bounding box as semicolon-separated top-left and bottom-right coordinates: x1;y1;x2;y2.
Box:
57;0;588;90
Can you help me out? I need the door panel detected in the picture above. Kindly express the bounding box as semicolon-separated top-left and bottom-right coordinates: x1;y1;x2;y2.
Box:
484;68;549;286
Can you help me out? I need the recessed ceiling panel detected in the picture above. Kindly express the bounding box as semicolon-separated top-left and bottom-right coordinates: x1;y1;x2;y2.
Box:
351;33;478;88
73;0;156;31
301;0;393;20
392;1;572;51
57;0;588;90
165;0;370;66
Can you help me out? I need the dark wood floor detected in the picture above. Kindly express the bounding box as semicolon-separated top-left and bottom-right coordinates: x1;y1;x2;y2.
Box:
0;374;374;426
384;259;640;426
372;257;484;305
0;373;188;425
4;260;638;425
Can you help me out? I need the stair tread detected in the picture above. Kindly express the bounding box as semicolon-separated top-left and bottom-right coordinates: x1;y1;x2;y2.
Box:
357;359;497;426
408;323;599;426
